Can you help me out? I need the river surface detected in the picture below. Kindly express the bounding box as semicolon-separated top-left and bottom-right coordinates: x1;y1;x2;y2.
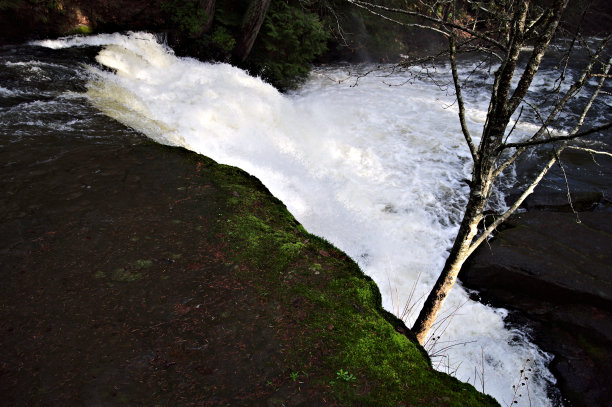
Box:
2;32;610;406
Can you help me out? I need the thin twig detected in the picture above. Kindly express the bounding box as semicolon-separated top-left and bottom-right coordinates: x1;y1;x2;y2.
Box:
566;145;612;158
499;122;612;150
345;0;507;50
555;151;581;223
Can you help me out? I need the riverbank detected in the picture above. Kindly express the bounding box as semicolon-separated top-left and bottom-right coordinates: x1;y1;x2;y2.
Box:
0;140;497;406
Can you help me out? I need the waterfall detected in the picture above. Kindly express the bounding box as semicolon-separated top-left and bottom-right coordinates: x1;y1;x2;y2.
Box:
37;32;559;406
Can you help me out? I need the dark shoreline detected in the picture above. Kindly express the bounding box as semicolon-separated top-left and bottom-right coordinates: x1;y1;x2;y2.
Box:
461;193;612;407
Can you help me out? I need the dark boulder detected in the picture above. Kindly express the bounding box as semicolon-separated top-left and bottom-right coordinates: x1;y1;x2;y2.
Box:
505;190;605;212
461;210;612;407
463;211;612;307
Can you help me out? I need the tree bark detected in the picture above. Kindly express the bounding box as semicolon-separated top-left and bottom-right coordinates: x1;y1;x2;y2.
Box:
411;190;486;344
184;0;216;38
195;0;216;37
411;0;570;345
232;0;271;62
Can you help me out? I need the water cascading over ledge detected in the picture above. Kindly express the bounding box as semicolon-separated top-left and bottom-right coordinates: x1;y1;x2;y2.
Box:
36;32;560;406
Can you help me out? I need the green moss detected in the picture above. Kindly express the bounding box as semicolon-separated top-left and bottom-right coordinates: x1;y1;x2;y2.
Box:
310;263;323;273
111;268;142;282
93;270;106;279
197;154;498;406
67;25;93;35
279;241;306;261
150;147;496;405
133;259;153;269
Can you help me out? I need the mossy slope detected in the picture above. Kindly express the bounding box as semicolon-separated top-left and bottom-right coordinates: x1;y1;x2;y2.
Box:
196;151;499;406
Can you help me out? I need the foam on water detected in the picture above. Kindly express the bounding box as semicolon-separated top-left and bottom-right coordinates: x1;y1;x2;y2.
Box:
0;86;17;96
32;32;155;49
41;32;560;405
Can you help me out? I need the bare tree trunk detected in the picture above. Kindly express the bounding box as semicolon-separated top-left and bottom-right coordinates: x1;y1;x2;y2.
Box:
411;189;486;344
346;0;605;349
233;0;271;62
192;0;216;38
410;0;570;345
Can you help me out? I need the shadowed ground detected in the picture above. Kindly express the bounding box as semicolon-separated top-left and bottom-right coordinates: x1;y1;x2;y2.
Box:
1;139;496;406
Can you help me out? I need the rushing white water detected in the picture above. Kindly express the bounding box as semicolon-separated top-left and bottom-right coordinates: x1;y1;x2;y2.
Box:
38;32;559;405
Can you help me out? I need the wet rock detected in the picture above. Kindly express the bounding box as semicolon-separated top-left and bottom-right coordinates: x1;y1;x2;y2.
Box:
506;190;604;212
461;209;612;407
463;211;612;307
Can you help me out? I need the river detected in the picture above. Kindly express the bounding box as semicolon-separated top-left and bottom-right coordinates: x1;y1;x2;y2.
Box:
2;32;610;406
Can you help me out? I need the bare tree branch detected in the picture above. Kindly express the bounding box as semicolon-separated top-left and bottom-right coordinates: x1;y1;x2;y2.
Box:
506;0;569;115
466;151;559;258
493;38;611;174
499;122;612;150
523;5;552;40
345;0;611;347
551;0;590;91
483;56;612;254
474;2;533;171
567;146;612;158
502;106;525;145
449;26;478;162
345;0;451;38
469;0;608;257
555;150;582;222
345;0;507;50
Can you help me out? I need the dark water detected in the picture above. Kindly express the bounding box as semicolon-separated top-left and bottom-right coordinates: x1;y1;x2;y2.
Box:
0;44;147;168
513;39;612;199
0;44;157;232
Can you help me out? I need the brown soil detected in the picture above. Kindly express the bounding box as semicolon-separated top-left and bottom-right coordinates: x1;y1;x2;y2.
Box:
0;142;322;406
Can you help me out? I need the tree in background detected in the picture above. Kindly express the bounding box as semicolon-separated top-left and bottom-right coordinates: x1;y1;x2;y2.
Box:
232;0;271;62
160;0;329;89
161;0;214;38
346;0;611;344
194;0;216;38
313;0;446;62
247;0;329;89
